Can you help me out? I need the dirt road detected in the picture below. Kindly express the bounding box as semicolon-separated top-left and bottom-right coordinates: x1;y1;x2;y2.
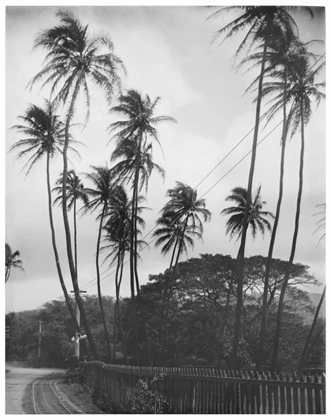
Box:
5;364;72;414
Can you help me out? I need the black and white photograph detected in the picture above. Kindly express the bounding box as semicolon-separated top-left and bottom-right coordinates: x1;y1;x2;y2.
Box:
5;1;326;414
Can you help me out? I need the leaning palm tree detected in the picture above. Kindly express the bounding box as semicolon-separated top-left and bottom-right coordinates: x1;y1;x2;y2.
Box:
249;37;319;369
109;90;175;364
221;186;274;343
153;211;202;269
208;5;314;368
102;188;147;364
156;182;211;364
271;52;325;370
221;186;274;241
5;243;24;283
241;32;312;368
160;182;211;268
84;164;115;363
52;169;89;276
29;9;125;359
9;100;78;328
109;90;175;297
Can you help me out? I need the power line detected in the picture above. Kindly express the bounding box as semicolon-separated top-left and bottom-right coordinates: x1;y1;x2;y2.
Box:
80;54;326;291
82;118;283;290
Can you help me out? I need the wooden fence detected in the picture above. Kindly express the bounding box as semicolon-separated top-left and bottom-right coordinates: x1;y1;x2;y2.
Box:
80;362;326;414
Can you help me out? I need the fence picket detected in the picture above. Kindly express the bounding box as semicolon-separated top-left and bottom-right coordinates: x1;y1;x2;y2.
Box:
80;362;325;414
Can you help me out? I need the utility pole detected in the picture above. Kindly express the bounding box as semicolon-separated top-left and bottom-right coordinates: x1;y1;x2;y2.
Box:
71;290;86;364
38;320;42;368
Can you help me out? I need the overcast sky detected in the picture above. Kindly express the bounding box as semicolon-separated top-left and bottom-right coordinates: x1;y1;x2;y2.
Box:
5;2;326;314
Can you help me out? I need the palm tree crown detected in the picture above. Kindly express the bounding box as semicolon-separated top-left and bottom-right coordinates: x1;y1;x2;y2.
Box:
10;100;79;174
29;9;125;121
163;182;211;233
221;186;274;241
53;169;89;211
5;243;24;283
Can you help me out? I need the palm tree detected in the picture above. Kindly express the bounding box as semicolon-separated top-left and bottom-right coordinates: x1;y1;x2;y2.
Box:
5;243;24;283
153;211;202;270
221;186;274;349
102;187;147;364
110;90;174;295
9;100;78;328
29;9;125;359
208;5;314;368
221;186;274;241
249;37;319;369
52;169;89;276
109;90;175;363
155;182;211;364
271;51;325;370
84;164;115;363
160;182;211;268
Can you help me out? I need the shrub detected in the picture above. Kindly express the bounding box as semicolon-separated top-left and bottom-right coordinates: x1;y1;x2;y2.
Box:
125;375;170;414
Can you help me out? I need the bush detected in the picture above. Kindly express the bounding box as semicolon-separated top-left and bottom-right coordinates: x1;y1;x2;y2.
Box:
125;375;170;414
64;366;87;386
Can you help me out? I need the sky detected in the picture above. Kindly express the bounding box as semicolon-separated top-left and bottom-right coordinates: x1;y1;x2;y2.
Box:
4;2;327;314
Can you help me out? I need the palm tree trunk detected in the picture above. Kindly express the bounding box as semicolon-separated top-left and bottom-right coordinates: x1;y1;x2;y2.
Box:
297;285;325;374
73;197;78;276
118;251;128;363
231;26;271;370
256;67;289;370
169;234;180;269
161;216;189;364
129;135;142;364
5;267;10;283
271;97;305;370
96;203;112;363
46;150;78;330
113;301;117;362
63;77;99;360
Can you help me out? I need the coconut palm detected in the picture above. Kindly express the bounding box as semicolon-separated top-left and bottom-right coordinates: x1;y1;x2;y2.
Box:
160;182;211;268
153;211;202;269
249;37;319;369
208;5;314;368
29;9;125;359
9;100;79;328
83;164;116;362
221;186;274;241
155;182;211;364
221;185;274;346
110;90;174;296
102;188;147;364
109;90;175;363
52;169;89;276
271;52;325;370
5;243;24;283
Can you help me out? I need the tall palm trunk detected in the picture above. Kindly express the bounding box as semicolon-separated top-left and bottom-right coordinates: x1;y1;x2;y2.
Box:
114;249;128;363
73;197;78;276
169;234;180;269
63;77;99;360
96;203;112;362
46;150;78;330
161;215;189;364
271;97;305;370
256;67;289;370
297;285;325;374
231;26;271;369
129;135;142;363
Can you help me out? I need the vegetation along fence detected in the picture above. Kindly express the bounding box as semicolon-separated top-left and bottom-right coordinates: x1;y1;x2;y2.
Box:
80;362;325;414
